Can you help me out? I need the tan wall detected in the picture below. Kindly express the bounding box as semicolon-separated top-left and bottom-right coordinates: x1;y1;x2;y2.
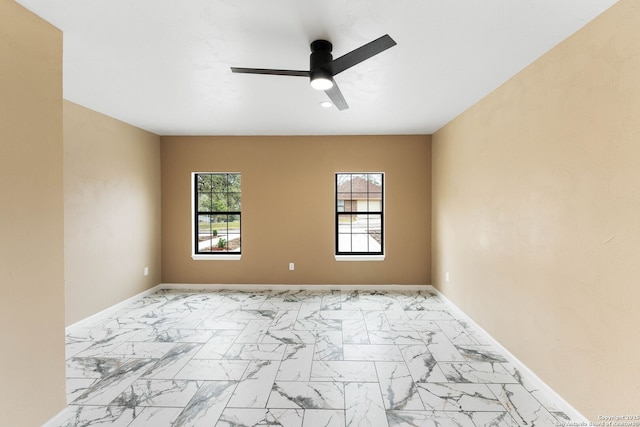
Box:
0;1;66;425
64;101;162;325
432;0;639;419
162;135;431;284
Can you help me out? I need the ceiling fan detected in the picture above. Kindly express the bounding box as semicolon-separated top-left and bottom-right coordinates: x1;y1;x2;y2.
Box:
231;34;397;111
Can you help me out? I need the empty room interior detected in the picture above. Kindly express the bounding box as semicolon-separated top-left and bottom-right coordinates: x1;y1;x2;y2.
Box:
1;0;639;426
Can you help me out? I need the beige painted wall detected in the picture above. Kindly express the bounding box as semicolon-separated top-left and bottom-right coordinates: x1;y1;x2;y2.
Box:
0;1;66;425
162;135;431;285
64;101;162;325
432;0;639;418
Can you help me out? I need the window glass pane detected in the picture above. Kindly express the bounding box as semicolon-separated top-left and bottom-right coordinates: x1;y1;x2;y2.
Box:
198;193;212;211
198;214;213;235
336;174;352;191
210;214;228;236
351;193;368;212
368;173;383;186
228;192;241;211
197;174;212;192
210;192;227;212
214;236;237;252
210;174;227;191
350;214;369;235
368;198;382;213
364;214;382;232
197;214;214;252
227;174;241;190
226;233;241;252
347;233;371;252
337;234;352;252
337;214;353;233
227;215;241;234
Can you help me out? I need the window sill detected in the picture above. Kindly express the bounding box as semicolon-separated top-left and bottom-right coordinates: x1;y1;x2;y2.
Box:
192;254;241;261
335;255;385;262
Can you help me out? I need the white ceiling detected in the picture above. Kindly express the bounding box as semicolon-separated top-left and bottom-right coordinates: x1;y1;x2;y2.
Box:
17;0;617;136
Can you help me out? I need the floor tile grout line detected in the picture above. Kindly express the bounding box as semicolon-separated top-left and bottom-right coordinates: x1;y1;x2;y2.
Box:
59;287;571;427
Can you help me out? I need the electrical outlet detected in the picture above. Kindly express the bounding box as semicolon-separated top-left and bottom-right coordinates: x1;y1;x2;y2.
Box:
289;263;295;271
144;267;149;276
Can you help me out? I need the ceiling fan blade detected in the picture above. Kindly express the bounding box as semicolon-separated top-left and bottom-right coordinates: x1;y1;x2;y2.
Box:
231;67;310;77
325;81;349;111
326;34;397;76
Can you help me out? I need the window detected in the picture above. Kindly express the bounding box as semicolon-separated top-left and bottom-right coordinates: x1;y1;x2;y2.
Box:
193;173;241;258
335;173;384;258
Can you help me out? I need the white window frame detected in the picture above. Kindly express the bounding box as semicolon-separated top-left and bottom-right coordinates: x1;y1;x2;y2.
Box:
334;172;385;262
191;172;242;261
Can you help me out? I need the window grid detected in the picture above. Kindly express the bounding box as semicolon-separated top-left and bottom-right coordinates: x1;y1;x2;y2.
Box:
194;173;241;255
335;173;384;256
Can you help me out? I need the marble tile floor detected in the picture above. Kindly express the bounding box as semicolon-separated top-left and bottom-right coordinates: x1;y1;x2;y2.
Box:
54;288;572;426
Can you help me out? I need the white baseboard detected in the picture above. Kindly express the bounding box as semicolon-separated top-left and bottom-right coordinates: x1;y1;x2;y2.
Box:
159;283;431;292
431;287;588;423
41;407;70;427
65;283;164;334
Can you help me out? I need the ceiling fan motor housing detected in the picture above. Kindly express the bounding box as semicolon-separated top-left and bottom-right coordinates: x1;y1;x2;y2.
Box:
310;40;333;83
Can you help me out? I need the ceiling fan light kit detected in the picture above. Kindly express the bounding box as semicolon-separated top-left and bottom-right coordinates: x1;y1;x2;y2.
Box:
231;34;396;111
310;69;334;91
